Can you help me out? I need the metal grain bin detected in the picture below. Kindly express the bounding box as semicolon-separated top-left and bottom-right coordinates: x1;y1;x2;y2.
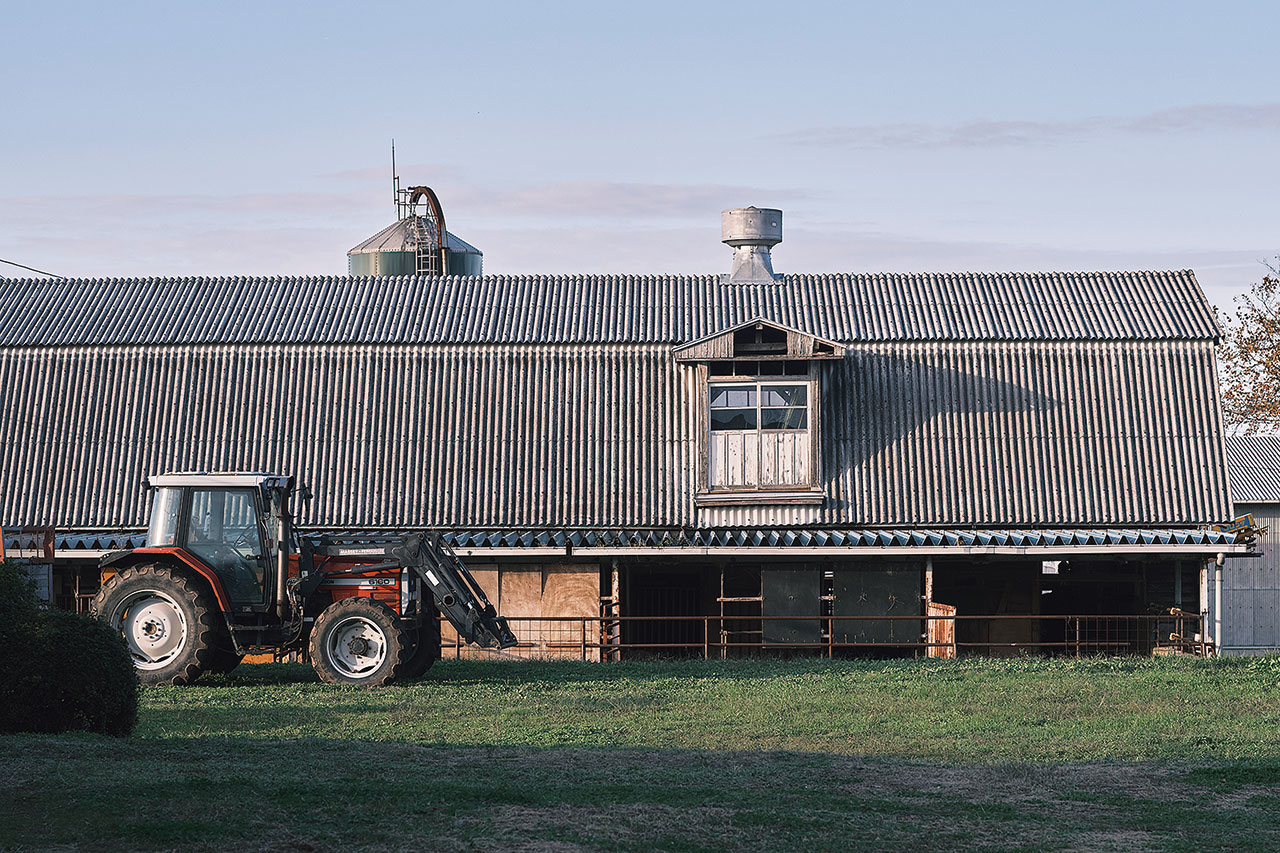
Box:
348;219;483;276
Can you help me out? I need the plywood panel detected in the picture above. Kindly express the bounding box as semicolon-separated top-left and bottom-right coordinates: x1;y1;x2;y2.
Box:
440;567;499;647
469;569;500;605
500;568;543;618
544;565;599;617
444;565;534;659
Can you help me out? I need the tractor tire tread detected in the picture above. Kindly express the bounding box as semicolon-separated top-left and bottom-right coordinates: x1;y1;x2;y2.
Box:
308;597;409;687
93;563;217;686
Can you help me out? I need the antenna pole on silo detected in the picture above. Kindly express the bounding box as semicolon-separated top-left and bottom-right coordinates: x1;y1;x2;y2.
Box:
391;139;401;219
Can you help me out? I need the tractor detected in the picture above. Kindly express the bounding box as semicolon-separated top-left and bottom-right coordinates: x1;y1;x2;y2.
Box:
92;473;516;685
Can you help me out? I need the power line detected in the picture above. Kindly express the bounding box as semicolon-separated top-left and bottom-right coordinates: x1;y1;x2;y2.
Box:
0;256;65;278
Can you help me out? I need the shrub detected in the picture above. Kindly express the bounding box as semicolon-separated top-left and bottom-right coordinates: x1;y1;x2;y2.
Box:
0;561;138;736
0;558;39;625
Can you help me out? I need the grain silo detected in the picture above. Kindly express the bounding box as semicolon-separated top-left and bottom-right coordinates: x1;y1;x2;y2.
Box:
348;184;482;276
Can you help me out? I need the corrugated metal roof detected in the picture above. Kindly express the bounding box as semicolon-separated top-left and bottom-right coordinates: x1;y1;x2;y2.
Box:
0;270;1218;347
4;526;1236;554
0;340;1232;530
1226;436;1280;502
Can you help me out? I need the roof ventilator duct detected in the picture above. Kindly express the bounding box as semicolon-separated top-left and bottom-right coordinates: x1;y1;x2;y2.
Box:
722;207;782;284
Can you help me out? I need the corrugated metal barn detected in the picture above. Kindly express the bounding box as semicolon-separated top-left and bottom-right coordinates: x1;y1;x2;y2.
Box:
1217;437;1280;655
0;209;1255;657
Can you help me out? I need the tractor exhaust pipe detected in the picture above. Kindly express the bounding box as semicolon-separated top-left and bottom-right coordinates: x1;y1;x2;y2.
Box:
276;489;292;615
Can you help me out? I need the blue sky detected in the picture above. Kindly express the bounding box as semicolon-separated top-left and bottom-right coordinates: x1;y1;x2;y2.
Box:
2;1;1277;310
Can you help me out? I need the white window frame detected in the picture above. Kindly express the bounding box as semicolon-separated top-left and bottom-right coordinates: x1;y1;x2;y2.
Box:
696;364;824;505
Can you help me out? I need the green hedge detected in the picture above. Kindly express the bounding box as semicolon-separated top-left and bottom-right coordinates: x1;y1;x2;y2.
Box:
0;561;138;736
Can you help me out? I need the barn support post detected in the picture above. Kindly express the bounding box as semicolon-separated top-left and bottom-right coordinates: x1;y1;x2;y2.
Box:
609;559;621;663
1200;561;1210;651
923;556;934;655
1214;553;1224;656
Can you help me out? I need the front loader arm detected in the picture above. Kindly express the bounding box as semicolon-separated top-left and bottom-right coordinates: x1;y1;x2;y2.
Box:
391;534;518;650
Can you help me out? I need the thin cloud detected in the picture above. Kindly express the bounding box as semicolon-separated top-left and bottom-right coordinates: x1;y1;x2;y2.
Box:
780;102;1280;150
0;192;369;224
460;180;813;220
322;162;463;183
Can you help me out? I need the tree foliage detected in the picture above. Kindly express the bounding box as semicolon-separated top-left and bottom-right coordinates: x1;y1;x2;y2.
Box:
1218;260;1280;434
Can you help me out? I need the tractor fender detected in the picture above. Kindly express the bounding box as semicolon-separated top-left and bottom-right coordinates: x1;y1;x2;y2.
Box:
98;547;235;616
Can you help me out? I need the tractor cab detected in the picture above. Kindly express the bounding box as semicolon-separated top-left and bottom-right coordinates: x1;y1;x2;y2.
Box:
145;473;292;611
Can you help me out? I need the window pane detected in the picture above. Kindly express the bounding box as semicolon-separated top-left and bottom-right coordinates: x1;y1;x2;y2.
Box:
710;408;757;431
761;408;808;430
187;488;264;604
762;384;807;407
146;488;182;546
709;385;756;408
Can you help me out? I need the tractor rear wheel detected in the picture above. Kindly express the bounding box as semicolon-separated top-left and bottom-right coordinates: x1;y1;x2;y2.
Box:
94;564;217;685
309;597;408;686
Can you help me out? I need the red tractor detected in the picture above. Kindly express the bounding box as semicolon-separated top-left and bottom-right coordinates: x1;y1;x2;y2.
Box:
93;473;516;686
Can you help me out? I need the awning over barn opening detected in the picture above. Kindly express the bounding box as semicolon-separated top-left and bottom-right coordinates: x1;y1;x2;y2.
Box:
6;526;1249;560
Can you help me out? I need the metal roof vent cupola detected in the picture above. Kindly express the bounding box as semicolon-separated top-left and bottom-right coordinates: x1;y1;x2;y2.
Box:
722;206;782;284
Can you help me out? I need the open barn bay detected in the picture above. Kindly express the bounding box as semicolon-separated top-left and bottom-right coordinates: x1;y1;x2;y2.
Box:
3;658;1279;852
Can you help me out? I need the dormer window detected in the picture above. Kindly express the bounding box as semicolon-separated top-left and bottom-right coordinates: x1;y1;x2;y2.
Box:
673;319;842;507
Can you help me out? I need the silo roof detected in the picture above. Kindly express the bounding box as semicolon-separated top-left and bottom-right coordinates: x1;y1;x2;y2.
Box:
347;219;482;255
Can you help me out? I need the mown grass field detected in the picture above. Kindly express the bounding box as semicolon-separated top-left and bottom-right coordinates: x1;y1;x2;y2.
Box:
3;657;1279;851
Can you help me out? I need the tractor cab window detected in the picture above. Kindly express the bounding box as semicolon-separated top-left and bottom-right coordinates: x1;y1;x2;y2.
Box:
147;487;183;546
186;488;267;604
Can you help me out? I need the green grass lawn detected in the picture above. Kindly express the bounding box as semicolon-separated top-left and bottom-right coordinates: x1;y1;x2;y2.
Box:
3;657;1280;851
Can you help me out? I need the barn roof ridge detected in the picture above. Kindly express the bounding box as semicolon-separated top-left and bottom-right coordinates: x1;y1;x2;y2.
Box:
0;269;1218;347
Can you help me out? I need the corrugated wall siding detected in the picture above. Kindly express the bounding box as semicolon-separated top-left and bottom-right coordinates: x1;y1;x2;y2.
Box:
0;340;1230;529
1220;502;1280;652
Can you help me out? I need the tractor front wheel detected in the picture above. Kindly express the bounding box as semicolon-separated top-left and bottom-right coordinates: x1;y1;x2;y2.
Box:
309;597;408;686
94;564;217;685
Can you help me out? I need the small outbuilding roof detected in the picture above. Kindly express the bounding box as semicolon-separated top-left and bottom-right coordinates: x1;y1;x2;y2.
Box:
1226;436;1280;503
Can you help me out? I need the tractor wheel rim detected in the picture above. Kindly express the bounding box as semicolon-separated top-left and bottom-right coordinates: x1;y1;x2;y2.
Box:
112;591;187;670
326;616;387;676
